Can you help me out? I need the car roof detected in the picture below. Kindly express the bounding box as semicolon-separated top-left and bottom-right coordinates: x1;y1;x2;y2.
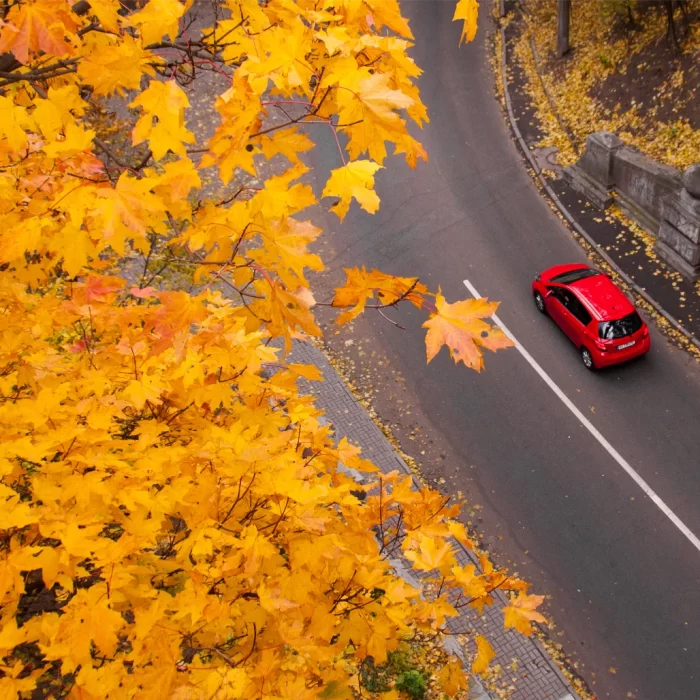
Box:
569;274;635;320
542;263;588;281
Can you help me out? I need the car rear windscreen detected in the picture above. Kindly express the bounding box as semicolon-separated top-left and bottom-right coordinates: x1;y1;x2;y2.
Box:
550;268;600;285
598;312;642;340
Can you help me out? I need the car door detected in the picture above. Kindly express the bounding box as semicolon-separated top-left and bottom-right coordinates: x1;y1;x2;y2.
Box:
547;287;582;345
565;292;593;347
553;289;580;343
545;285;568;331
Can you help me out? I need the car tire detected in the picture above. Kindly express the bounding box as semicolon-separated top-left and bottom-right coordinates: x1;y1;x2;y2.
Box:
534;292;546;314
581;347;596;371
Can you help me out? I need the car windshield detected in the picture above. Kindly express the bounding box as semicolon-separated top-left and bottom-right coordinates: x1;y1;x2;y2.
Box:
599;312;643;340
550;267;600;285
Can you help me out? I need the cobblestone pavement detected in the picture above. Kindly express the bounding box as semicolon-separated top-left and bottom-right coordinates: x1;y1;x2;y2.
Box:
289;340;580;700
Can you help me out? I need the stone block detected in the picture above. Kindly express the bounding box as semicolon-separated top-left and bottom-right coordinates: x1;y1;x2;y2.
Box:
577;131;622;187
684;163;700;199
616;190;659;235
656;240;700;281
563;163;615;210
656;177;700;278
661;190;700;244
657;221;700;265
612;146;682;230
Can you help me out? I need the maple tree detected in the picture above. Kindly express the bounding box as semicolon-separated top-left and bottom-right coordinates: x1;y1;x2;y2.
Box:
0;0;544;697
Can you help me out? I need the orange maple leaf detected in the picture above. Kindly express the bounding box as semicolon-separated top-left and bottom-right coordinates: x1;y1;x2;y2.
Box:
0;0;78;64
471;634;496;675
336;437;378;473
503;592;547;636
332;267;426;326
439;658;467;695
266;282;322;352
422;291;513;371
83;275;125;304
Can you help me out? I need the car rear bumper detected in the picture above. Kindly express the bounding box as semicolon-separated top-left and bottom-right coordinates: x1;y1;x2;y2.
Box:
592;335;651;367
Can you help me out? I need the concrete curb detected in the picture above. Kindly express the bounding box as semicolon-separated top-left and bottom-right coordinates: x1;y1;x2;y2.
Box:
498;22;700;353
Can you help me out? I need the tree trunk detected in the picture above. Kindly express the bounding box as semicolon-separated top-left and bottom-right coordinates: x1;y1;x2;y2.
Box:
557;0;571;57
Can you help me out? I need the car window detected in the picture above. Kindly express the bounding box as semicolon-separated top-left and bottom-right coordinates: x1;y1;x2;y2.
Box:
558;289;575;309
599;312;643;339
567;294;592;326
549;288;592;326
546;285;562;301
550;267;601;285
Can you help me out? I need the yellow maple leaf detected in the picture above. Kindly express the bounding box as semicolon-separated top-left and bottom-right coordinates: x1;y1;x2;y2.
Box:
0;661;41;696
258;126;314;165
404;534;456;574
0;96;33;152
33;86;87;140
42;121;96;159
152;158;201;204
503;592;547;636
126;0;185;45
286;363;323;381
0;484;39;530
248;217;323;289
367;0;414;39
200;73;262;182
248;165;316;220
393;132;428;168
450;563;478;591
45;584;125;672
423;291;513;371
472;634;496;675
453;0;479;45
130;81;195;160
322;160;382;220
95;172;166;250
0;618;36;654
122;374;169;410
78;33;155;96
337;71;414;126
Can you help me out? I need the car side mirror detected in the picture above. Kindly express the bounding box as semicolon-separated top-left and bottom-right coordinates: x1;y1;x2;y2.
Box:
545;290;553;298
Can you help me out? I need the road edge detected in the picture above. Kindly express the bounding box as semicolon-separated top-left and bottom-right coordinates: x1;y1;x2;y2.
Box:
497;23;700;354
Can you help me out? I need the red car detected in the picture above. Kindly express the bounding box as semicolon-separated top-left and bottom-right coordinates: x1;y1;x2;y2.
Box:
532;264;650;370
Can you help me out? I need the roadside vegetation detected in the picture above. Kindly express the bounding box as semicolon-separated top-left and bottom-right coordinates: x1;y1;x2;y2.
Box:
514;0;699;169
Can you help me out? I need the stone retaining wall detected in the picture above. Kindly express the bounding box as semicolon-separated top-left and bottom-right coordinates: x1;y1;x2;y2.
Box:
611;147;682;233
564;132;700;280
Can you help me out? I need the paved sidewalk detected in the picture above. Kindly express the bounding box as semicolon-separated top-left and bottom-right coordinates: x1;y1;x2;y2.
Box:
289;340;581;700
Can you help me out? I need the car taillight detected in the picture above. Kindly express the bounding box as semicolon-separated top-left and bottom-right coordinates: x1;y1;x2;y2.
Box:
642;326;649;338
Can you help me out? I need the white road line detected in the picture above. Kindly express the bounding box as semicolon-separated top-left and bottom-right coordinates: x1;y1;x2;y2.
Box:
463;278;700;555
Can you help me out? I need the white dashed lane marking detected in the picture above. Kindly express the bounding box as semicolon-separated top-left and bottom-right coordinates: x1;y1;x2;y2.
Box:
463;278;700;555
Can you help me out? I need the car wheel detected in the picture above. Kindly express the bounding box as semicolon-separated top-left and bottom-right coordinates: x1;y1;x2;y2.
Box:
581;347;596;371
534;292;546;314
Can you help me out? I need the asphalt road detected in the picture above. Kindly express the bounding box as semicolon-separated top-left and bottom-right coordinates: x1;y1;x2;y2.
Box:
306;3;700;698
